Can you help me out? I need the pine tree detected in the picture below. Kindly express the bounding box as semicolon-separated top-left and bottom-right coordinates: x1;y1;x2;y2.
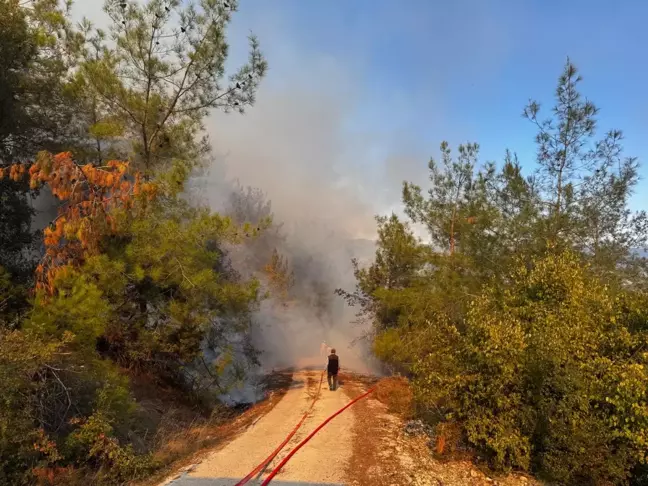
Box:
77;0;267;172
0;0;37;163
225;182;281;275
341;59;648;485
523;59;647;271
403;142;484;256
263;248;295;301
0;0;83;286
336;213;429;329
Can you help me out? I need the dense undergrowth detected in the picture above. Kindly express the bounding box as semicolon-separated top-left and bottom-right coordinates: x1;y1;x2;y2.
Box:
0;0;281;483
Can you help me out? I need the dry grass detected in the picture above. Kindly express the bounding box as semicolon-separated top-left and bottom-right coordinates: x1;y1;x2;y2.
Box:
373;376;414;419
149;411;228;466
132;371;294;486
343;377;417;485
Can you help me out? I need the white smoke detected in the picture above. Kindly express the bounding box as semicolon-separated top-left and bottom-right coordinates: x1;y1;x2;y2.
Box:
189;63;388;377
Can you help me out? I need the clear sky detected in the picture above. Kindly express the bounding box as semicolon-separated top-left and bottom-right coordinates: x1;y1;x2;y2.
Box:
225;0;648;211
73;0;648;218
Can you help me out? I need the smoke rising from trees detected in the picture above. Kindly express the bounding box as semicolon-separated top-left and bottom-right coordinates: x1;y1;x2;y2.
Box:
191;86;386;375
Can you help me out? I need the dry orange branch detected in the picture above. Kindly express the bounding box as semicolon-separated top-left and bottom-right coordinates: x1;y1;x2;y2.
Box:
0;152;157;294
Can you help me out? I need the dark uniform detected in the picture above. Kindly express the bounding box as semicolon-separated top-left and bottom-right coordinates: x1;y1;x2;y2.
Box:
327;352;339;391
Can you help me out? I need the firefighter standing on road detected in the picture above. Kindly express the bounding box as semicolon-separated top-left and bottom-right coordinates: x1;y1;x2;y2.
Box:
327;348;339;391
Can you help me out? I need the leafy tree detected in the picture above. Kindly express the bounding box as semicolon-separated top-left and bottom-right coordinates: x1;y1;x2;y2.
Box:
0;152;265;482
227;183;274;227
342;60;648;484
225;183;280;276
0;0;38;281
0;0;269;481
0;0;87;311
523;60;647;269
401;143;513;287
486;151;542;269
0;0;36;163
336;213;429;330
0;177;35;282
414;251;648;483
0;328;71;485
403;142;484;256
0;0;87;161
264;248;295;301
0;273;155;485
223;181;302;306
0;266;30;329
78;0;267;171
2;152;261;376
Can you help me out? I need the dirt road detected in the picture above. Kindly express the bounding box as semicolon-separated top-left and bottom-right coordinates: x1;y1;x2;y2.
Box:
159;370;539;486
165;370;354;486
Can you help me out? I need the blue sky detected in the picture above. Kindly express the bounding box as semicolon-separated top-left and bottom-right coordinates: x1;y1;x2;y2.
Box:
220;0;648;211
74;0;648;220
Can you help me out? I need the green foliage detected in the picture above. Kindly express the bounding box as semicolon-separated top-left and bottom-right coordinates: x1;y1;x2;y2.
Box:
343;60;648;485
0;265;30;329
0;178;36;280
0;0;39;286
337;214;430;329
0;1;268;483
403;142;488;256
416;252;646;481
523;61;647;267
91;198;262;374
377;250;648;484
29;268;110;346
0;276;146;483
0;329;64;485
65;409;156;484
264;248;295;300
224;182;290;300
0;0;87;160
0;0;37;163
0;181;264;483
77;0;267;171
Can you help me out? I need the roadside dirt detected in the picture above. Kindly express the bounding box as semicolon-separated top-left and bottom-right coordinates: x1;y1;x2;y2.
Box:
344;376;541;486
144;371;294;486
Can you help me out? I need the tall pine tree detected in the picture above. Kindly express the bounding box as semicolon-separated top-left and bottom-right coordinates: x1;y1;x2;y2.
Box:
76;0;267;172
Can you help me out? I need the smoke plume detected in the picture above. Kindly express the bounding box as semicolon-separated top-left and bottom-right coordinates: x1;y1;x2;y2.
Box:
192;75;384;377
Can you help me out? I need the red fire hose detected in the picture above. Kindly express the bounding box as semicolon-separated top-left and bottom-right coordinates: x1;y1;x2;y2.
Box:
234;370;325;486
260;386;375;485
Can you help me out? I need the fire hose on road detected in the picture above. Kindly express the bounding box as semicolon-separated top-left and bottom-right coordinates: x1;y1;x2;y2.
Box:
235;369;374;485
260;386;374;485
234;370;325;486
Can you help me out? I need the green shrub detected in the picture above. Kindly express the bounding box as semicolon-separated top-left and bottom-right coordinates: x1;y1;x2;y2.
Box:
412;251;648;484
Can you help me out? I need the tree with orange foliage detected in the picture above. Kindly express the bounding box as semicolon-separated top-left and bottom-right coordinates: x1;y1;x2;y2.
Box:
0;0;271;482
0;151;157;294
0;150;264;483
3;149;262;375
